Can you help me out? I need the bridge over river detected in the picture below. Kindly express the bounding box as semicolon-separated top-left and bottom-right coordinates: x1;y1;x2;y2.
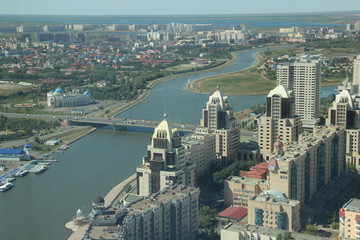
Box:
69;117;197;133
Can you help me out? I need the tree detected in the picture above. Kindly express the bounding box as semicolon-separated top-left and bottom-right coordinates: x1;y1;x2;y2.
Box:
123;184;132;193
304;224;318;235
283;232;293;240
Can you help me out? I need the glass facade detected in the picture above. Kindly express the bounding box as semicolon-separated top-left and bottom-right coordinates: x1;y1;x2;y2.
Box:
316;143;325;191
254;208;264;226
331;135;339;179
290;162;297;200
304;153;310;203
276;212;287;230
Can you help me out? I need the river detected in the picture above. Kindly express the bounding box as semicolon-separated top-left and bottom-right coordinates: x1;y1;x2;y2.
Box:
0;48;337;240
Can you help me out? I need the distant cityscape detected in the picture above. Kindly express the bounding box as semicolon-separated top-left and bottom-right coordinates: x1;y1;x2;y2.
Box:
2;14;360;240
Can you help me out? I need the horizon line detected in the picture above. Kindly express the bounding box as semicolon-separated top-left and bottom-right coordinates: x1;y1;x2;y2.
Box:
0;10;360;17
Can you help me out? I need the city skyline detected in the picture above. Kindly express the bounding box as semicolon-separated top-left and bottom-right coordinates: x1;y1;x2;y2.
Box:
1;0;360;16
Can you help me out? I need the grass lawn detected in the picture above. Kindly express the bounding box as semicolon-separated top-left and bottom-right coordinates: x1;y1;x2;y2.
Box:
197;70;276;95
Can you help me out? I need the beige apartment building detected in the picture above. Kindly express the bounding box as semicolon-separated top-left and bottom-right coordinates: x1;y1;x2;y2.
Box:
182;132;216;176
136;116;196;196
268;126;345;204
339;198;360;240
258;85;301;159
85;186;200;240
326;88;360;172
224;176;268;208
196;87;240;164
248;190;301;232
277;59;321;130
353;55;360;91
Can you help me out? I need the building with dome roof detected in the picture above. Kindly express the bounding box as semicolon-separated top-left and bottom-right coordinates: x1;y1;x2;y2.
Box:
258;85;301;160
248;190;301;231
196;87;240;164
136;115;196;196
47;87;91;107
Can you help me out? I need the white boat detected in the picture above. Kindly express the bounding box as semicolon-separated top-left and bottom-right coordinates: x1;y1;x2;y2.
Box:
0;182;13;192
15;169;29;177
59;145;69;150
5;177;15;182
34;166;47;174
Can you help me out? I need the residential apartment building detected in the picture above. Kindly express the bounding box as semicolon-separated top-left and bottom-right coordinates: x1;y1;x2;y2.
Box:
326;89;357;128
267;126;345;205
85;186;200;240
182;132;216;176
277;59;321;130
326;88;360;171
224;175;268;208
258;85;301;159
136;116;196;196
248;190;301;232
339;198;360;240
353;55;360;92
196;87;240;164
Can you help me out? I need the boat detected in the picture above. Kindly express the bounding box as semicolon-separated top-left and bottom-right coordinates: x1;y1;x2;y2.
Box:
59;145;69;150
34;166;47;174
0;182;13;192
15;169;29;177
5;177;16;182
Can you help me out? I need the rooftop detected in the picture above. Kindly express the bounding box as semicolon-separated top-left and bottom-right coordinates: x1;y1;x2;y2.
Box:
343;198;360;213
274;126;340;162
222;223;329;240
218;207;248;221
127;186;198;216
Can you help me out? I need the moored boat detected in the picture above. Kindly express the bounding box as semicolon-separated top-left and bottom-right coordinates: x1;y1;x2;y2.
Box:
15;169;29;177
34;166;47;174
0;182;13;192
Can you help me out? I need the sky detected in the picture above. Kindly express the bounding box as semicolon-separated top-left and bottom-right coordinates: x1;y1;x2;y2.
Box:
1;0;359;15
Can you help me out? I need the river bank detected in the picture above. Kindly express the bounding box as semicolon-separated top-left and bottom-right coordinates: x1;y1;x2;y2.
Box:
185;46;281;95
102;48;247;118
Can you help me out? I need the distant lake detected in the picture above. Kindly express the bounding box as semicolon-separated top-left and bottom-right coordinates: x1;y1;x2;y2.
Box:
0;15;343;28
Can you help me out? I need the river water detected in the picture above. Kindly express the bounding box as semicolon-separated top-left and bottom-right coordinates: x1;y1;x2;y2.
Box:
0;48;337;240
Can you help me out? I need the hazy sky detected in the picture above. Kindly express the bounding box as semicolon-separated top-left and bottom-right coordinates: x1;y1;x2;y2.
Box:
1;0;359;15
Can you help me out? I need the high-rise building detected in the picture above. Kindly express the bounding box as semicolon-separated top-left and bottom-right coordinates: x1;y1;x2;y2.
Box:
136;115;196;196
84;186;200;240
258;85;301;159
182;132;216;176
326;89;357;128
354;20;360;32
196;87;240;164
339;198;360;240
267;126;345;205
326;89;360;171
353;55;360;91
277;59;321;130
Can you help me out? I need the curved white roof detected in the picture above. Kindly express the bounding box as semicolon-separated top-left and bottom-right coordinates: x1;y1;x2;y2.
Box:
152;115;176;150
208;87;226;110
335;89;354;109
267;85;291;98
256;190;289;203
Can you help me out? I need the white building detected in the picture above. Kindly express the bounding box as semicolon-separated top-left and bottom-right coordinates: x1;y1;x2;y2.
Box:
47;87;91;107
277;59;321;130
196;87;240;164
353;55;360;93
